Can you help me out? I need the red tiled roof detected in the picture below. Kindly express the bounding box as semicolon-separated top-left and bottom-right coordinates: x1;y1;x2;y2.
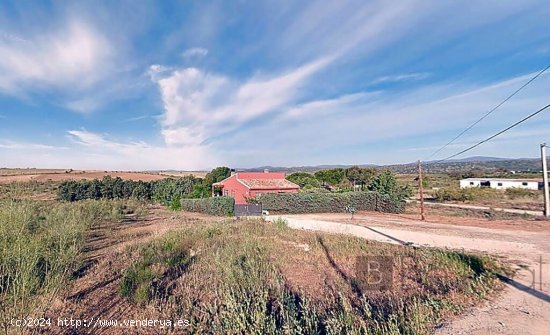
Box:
238;178;299;190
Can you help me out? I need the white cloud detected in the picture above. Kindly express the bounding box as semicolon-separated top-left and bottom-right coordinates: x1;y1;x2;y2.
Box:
0;140;67;150
124;115;154;122
0;17;141;113
64;98;102;113
0;20;112;94
182;47;208;59
0;31;30;44
63;130;219;170
67;130;149;150
283;92;378;119
372;72;430;84
149;57;330;147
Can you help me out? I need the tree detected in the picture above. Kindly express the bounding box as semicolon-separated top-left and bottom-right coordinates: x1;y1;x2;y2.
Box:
189;183;209;198
286;172;320;189
204;167;231;189
314;168;345;186
131;181;151;200
368;170;412;201
345;166;377;190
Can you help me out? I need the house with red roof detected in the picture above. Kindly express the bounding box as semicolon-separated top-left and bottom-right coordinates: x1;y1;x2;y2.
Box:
212;170;299;205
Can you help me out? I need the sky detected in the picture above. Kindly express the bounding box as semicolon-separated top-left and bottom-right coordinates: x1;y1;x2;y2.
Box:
0;0;549;170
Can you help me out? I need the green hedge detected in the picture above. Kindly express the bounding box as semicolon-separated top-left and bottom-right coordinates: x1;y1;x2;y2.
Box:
180;197;235;216
257;191;404;214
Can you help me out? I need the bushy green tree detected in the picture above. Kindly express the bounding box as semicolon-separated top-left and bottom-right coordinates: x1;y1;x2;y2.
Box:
368;170;412;201
204;167;231;187
189;166;232;199
131;181;151;200
345;166;377;189
314;168;345;186
286;172;320;189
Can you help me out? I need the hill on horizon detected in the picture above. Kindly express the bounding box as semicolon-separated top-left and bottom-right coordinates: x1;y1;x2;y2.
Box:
242;156;542;174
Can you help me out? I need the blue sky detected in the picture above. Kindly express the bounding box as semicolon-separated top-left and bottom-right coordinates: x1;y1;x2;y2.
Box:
1;0;549;170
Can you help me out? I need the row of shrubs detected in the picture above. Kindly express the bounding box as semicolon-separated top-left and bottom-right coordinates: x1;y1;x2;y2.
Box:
256;191;405;214
57;176;196;205
180;197;235;216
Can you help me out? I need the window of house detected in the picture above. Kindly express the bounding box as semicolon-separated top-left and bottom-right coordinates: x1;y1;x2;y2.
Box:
470;182;474;185
522;182;528;186
497;183;503;186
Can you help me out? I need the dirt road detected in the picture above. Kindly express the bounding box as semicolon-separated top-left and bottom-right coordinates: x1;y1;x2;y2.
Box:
266;212;550;335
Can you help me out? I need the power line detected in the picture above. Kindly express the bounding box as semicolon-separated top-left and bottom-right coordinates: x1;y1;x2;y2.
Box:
426;65;550;160
432;103;550;163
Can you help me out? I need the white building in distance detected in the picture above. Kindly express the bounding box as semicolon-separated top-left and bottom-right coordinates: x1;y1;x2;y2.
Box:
459;178;541;190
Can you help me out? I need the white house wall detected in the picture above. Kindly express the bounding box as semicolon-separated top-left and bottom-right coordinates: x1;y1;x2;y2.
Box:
488;181;538;190
460;180;539;190
460;180;481;188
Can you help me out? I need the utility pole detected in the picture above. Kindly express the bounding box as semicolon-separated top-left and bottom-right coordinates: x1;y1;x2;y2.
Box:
418;160;425;221
541;143;550;217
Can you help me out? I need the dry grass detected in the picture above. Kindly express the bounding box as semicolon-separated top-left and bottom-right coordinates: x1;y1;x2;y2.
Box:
113;219;504;334
0;168;70;176
0;179;507;334
0;181;59;200
0;199;139;333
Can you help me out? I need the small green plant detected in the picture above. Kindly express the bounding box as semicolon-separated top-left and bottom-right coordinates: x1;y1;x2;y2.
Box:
119;235;191;303
505;187;538;199
272;217;288;230
434;186;501;202
119;263;155;303
169;195;182;211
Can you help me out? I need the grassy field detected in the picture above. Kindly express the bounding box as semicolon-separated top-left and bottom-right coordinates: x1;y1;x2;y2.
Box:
0;199;138;332
0;180;508;334
112;220;504;334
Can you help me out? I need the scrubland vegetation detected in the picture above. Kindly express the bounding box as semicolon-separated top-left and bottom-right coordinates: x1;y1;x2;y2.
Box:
433;186;540;202
0;171;516;334
0;180;58;200
0;198;136;330
114;220;503;334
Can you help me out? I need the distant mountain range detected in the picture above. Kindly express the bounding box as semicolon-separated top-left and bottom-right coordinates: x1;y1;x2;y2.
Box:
241;156;543;174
